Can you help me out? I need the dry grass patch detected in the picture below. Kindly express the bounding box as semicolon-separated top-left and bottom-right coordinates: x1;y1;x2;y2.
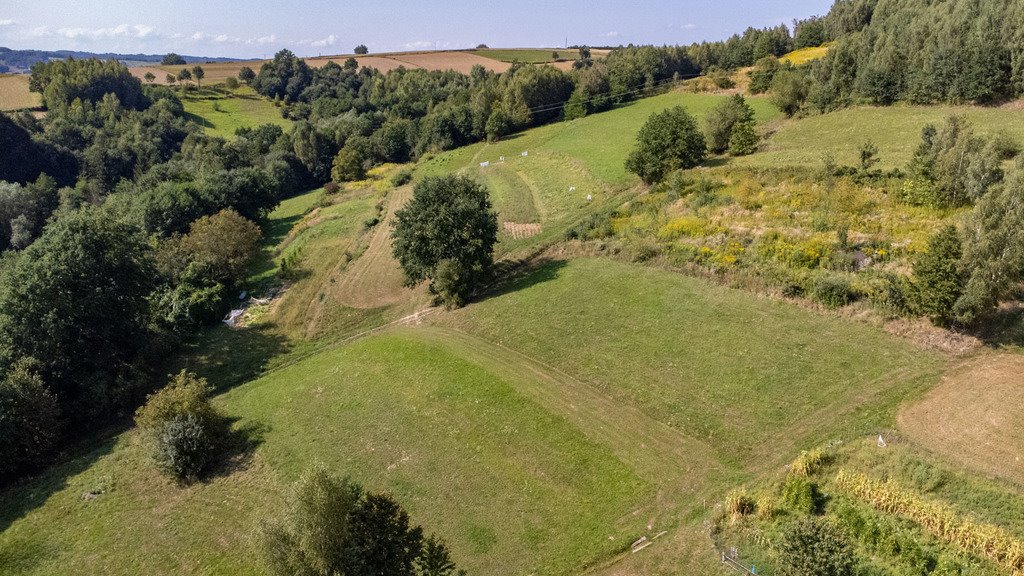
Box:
899;353;1024;486
0;74;40;110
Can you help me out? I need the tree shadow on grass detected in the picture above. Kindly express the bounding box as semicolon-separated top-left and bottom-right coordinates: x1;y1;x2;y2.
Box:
183;111;214;129
0;434;118;534
202;417;270;482
172;323;292;394
971;305;1024;350
476;257;569;303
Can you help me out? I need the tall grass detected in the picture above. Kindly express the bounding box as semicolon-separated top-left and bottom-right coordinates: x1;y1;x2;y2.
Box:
835;469;1024;574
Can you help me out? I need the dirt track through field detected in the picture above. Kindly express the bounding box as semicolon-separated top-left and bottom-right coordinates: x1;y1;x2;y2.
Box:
330;186;414;308
899;353;1024;486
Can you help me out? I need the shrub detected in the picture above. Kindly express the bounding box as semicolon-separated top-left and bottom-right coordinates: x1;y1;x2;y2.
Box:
782;475;822;514
154;413;214;482
778;517;856;576
992;130;1021;160
390;168;414;187
135;371;224;482
812;276;855;308
323;181;340;195
224;77;240;90
0;359;59;482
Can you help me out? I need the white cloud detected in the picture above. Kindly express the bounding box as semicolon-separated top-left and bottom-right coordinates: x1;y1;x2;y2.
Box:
603;31;620;38
54;23;157;40
400;40;450;50
681;23;697;30
311;34;336;48
254;34;277;45
0;19;16;27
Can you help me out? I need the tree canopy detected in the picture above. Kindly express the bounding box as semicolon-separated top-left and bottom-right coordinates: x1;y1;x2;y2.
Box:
391;175;498;307
625;105;707;184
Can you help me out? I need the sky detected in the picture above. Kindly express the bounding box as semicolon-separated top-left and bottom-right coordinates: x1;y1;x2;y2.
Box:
0;0;834;59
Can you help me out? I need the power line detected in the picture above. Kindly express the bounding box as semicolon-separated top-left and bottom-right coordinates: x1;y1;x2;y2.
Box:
522;73;703;117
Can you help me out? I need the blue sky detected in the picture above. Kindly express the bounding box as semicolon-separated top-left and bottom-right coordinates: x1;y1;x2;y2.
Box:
0;1;833;58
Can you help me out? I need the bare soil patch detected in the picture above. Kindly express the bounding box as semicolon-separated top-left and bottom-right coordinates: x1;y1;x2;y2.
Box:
389;52;512;74
899;353;1024;486
502;222;542;240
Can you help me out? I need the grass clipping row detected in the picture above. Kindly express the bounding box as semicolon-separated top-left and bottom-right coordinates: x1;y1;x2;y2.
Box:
835;469;1024;574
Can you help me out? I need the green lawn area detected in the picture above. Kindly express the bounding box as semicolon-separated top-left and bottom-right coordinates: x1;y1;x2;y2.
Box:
181;86;292;140
472;49;581;63
0;257;947;575
738;103;1024;170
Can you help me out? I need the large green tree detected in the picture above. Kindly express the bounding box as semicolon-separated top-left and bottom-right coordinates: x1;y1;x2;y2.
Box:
911;225;966;326
704;94;755;154
0;208;155;422
391;175;498;307
260;465;463;576
953;167;1024;324
625;105;707;184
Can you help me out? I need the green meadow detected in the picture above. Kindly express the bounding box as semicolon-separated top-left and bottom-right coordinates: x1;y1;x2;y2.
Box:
181;86;293;140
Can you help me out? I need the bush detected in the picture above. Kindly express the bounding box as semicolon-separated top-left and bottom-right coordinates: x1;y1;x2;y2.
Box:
778;517;856;576
135;371;224;482
224;77;240;90
812;276;855;308
625;106;707;184
390;168;414;187
323;181;341;195
782;475;822;514
0;359;60;482
728;120;759;156
154;413;214;482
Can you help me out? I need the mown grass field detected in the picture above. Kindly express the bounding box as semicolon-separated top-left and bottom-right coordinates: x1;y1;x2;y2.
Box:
738;103;1024;170
0;250;947;575
180;86;292;140
0;74;40;111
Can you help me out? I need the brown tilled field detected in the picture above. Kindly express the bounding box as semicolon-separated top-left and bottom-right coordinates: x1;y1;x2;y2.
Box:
899;352;1024;485
131;49;569;87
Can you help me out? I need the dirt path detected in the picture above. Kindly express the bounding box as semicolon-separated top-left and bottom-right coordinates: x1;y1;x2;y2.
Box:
330;185;416;308
898;352;1024;486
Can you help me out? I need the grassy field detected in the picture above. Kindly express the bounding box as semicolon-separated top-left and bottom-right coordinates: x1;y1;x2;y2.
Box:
5;73;1023;576
418;90;781;254
0;74;40;111
0;253;948;575
180;86;292;140
738;103;1024;170
472;49;583;63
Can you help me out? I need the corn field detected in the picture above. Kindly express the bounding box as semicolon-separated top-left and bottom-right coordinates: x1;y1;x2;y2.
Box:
835;469;1024;575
